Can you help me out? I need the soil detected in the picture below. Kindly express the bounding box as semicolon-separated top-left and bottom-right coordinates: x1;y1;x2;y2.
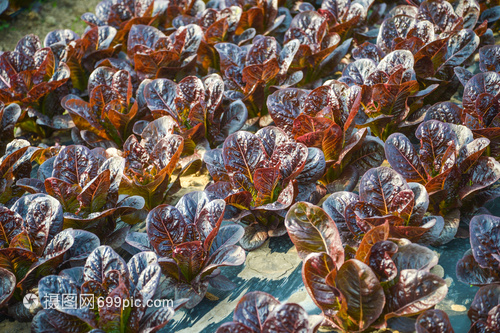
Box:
0;0;101;51
0;319;30;333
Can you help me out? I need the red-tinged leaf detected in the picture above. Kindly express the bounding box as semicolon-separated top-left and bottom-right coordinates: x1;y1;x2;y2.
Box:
269;142;308;183
417;0;459;33
470;214;500;271
236;7;264;34
201;244;245;278
233;291;280;332
285;202;344;265
389;225;433;243
348;135;385;176
352;42;384;62
99;281;131;332
468;284;500;325
225;191;253;211
437;29;479;72
254;166;281;205
52;145;99;187
385;133;427;183
11;194;63;257
146;205;188;258
302;252;342;320
334;259;385;332
172;241;205;282
416;309;454;333
83;245;128;287
463;72;500;113
111;70;133;104
204;149;230;182
355;222;390;263
424;166;454;195
205;18;229;44
0;146;29;177
10;230;33;251
0;267;15;307
292;114;334;141
385;269;447;320
0;206;24;248
242;59;280;91
267;88;309;134
459;157;500;200
416;120;457;176
90;85;123;121
144;79;178;120
255;126;290;158
15;34;41;57
377;15;416;52
456;254;500;286
344;201;379;236
392;243;438;273
150;135;184;175
222;131;267;195
371;80;419;119
261;303;310;333
44;177;82;213
77;169;111;213
322;124;343;162
479;45;500;72
389;189;415;221
195;199;225;251
368;240;398;282
359;167;410;215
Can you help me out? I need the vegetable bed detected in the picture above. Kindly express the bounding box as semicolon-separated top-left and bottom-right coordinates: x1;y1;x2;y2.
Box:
1;0;500;332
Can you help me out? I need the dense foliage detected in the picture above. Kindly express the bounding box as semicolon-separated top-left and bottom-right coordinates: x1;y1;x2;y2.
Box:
0;0;500;331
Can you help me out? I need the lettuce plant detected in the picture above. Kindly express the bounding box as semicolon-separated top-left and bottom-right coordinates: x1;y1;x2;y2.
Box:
120;117;200;209
143;73;248;147
415;309;454;333
143;191;245;308
340;49;441;140
461;71;500;160
385;120;500;224
283;10;348;84
0;195;99;311
375;2;481;104
33;246;181;332
285;205;447;332
456;214;500;286
127;24;202;81
320;167;448;245
215;35;300;117
267;81;385;191
62;66;146;148
46;26;120;92
24;145;145;237
204;127;326;250
319;0;374;40
0;34;71;136
216;291;321;333
467;284;500;333
81;0;156;45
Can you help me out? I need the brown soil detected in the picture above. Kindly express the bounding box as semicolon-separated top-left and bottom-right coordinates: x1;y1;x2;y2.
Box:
0;0;101;51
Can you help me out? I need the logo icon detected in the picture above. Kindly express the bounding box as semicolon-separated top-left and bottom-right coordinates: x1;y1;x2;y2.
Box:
23;293;40;310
